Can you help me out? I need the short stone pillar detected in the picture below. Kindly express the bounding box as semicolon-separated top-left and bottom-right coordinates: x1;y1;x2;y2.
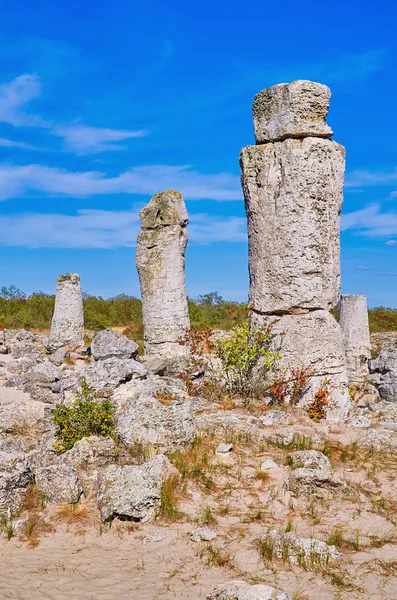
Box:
48;273;84;350
136;190;190;357
240;80;350;419
339;295;371;383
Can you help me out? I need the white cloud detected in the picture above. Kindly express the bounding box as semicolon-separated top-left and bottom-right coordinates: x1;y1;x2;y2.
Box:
51;123;149;154
345;169;397;188
0;209;247;248
0;163;242;201
386;240;397;246
0;138;38;150
341;203;397;237
0;74;49;127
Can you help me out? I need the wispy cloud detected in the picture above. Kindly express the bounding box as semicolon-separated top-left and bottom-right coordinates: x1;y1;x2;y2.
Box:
0;74;148;154
0;209;246;248
51;123;149;154
341;203;397;237
345;168;397;188
0;74;49;127
0;163;241;202
0;138;38;150
386;240;397;246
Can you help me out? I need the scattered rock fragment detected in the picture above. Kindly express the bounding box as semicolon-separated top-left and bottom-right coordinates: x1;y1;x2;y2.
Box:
190;527;217;542
91;329;138;361
287;450;330;471
264;530;341;564
207;579;292;600
216;443;233;454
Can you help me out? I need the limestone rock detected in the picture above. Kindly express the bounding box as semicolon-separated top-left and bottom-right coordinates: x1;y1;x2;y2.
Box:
260;411;292;426
207;580;292;600
260;458;279;471
216;443;233;454
0;450;32;517
253;80;333;144
287;450;330;471
91;329;138;361
49;347;69;366
66;436;118;491
264;530;341;564
63;357;147;392
287;467;348;498
346;416;371;428
255;310;351;419
241;138;345;314
369;342;397;402
97;454;179;522
48;273;84;351
136;191;190;357
117;392;194;452
190;527;217;542
340;295;371;383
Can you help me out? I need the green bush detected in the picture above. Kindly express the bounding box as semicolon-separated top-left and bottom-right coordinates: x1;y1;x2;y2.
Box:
216;319;280;399
52;380;115;452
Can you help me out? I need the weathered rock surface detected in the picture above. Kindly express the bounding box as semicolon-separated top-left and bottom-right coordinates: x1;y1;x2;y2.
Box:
63;357;147;392
33;459;82;505
340;295;371;383
287;450;330;471
241;138;345;314
67;435;118;491
253;80;333;144
136;190;190;357
287;467;348;498
190;527;217;542
97;454;179;522
260;411;292;426
91;329;138;361
48;273;84;351
117;392;195;452
207;580;292;600
0;449;32;517
264;530;341;564
254;310;351;418
369;342;397;402
7;359;64;405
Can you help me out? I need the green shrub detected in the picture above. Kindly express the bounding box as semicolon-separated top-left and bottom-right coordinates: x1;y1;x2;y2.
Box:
52;380;115;452
216;319;280;398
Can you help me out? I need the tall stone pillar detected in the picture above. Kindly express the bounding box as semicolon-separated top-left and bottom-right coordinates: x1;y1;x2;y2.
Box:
339;295;371;384
136;190;190;357
48;273;84;350
240;80;351;418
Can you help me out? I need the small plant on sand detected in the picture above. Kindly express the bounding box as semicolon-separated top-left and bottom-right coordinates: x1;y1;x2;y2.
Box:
216;319;280;401
308;378;334;422
199;505;216;525
158;474;181;522
52;379;115;452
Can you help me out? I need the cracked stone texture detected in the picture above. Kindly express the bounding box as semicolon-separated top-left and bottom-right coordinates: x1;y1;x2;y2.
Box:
48;273;84;351
253;80;333;144
340;295;371;383
0;450;32;517
90;329;138;361
207;580;292;600
241;138;345;314
252;310;351;419
136;191;190;357
369;342;397;402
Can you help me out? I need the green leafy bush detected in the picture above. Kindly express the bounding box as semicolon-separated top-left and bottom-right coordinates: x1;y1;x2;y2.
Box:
216;319;280;399
52;380;115;452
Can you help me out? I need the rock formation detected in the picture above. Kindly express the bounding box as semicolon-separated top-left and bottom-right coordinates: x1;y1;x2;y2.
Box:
48;273;84;351
241;80;350;418
136;190;190;357
339;294;371;383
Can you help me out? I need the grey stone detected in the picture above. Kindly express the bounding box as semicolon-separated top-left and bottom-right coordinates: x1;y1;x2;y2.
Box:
287;468;348;498
207;580;292;600
49;347;69;366
33;458;82;504
91;329;138;361
117;392;195;452
63;357;147;392
0;450;32;517
97;454;179;522
241;137;345;314
136;191;190;357
258;310;351;419
260;411;293;426
346;416;371;429
140;355;167;375
216;443;233;454
264;530;341;564
260;459;279;471
369;342;397;402
66;436;118;491
190;527;217;542
340;295;371;383
253;80;333;144
48;273;84;351
287;450;330;471
143;528;168;544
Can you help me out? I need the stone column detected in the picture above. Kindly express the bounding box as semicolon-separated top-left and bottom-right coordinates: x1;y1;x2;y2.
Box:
339;295;371;383
48;273;84;350
240;80;350;418
136;190;190;357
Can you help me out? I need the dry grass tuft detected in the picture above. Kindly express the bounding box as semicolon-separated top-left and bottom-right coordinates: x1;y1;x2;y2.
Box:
56;504;89;525
154;391;177;406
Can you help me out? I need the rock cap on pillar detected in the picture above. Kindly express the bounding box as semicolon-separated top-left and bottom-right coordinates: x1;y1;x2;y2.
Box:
253;80;334;144
139;190;188;229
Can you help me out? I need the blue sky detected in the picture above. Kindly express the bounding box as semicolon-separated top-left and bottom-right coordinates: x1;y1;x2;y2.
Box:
1;0;397;306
